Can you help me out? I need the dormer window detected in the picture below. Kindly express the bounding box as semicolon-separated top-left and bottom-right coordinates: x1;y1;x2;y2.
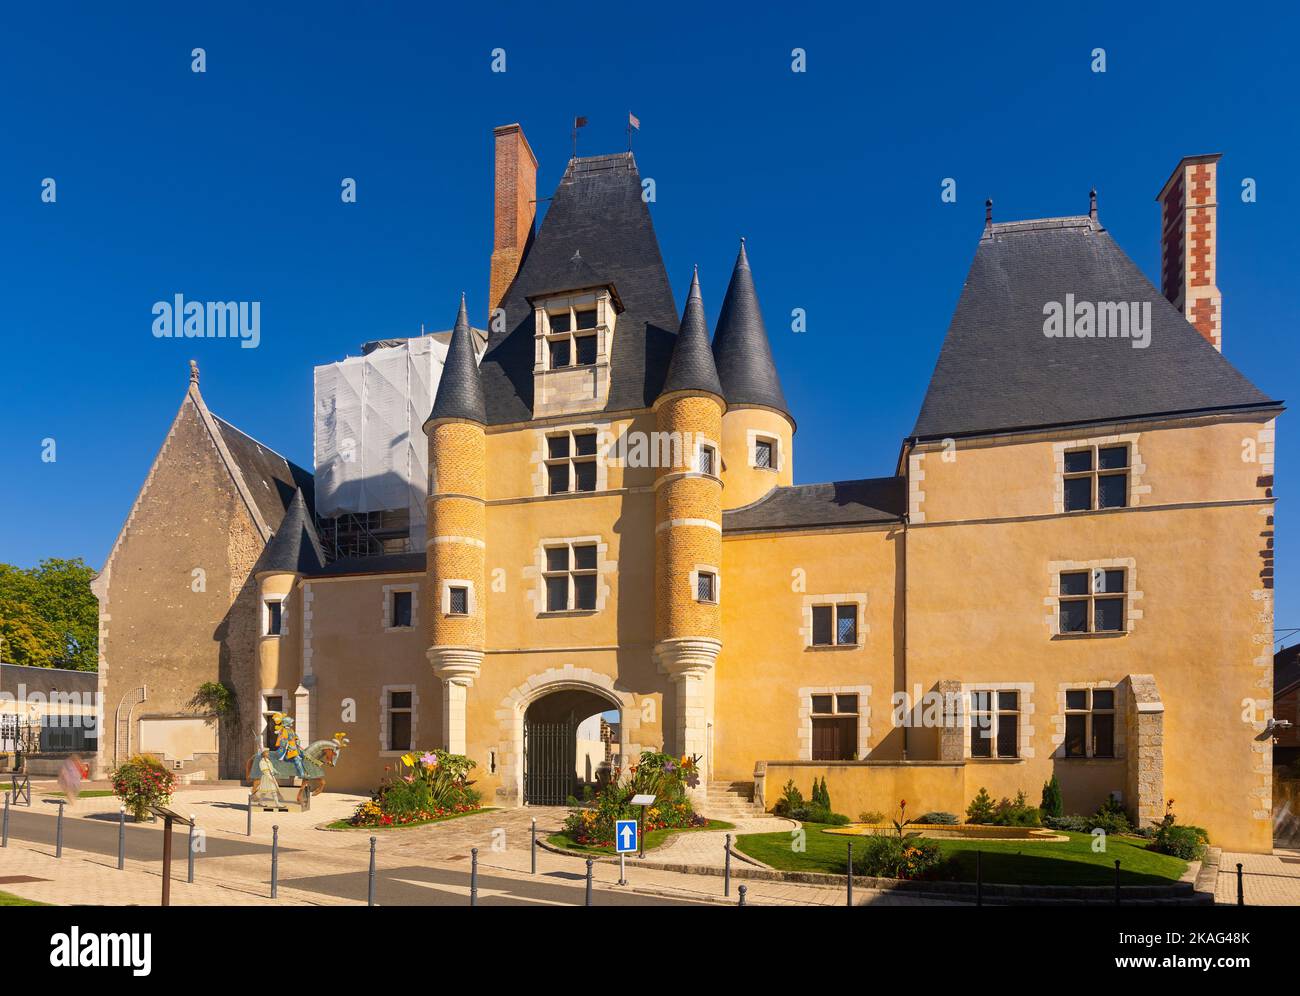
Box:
532;287;621;418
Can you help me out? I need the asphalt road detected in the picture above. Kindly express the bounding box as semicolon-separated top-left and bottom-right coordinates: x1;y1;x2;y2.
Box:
1;806;715;907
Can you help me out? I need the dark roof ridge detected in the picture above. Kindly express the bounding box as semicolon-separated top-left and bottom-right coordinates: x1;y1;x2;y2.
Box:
257;488;326;575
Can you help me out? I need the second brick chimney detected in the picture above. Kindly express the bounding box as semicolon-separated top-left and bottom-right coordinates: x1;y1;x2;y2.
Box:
489;123;538;317
1156;153;1223;351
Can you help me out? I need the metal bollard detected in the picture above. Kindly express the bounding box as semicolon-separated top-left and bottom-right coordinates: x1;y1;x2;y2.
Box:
271;825;279;899
847;842;853;906
2;792;8;848
187;818;196;883
55;800;65;858
724;833;732;897
470;847;479;906
117;807;126;870
585;858;594;906
246;794;253;837
738;884;747;906
1237;862;1244;906
1114;859;1121;906
976;850;982;907
368;836;377;907
531;817;537;875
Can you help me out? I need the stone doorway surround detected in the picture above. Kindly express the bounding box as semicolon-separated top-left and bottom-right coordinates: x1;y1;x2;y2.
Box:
495;665;642;806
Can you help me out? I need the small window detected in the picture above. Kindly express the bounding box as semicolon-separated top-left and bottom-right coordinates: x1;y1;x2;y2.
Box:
542;542;599;612
1063;444;1129;512
697;571;716;603
548;338;571;369
387;690;412;752
265;600;282;636
698;445;716;476
262;695;284;749
811;605;833;646
835;605;857;645
1064;687;1116;758
754;438;774;470
388;590;413;628
811;603;857;646
574;335;597;365
574;308;598;330
546;431;598;495
1059;568;1126;635
970;689;1019;758
448;586;468;616
549;311;572;334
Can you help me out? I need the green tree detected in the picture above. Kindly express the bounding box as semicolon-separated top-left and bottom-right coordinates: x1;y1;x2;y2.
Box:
1040;775;1064;819
0;558;99;670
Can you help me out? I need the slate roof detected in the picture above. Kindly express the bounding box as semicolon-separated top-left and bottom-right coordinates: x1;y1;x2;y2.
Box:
911;217;1279;441
213;416;314;529
712;241;790;419
307;551;426;578
426;294;487;425
660;268;724;399
478;152;679;424
722;477;905;533
257;488;326;575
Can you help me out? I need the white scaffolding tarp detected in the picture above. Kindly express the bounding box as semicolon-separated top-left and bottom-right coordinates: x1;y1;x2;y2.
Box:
313;336;451;545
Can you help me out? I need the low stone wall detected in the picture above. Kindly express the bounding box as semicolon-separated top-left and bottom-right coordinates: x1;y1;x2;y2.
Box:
757;760;967;819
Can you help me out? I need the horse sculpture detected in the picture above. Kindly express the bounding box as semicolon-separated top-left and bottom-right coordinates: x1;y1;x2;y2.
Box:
246;715;350;805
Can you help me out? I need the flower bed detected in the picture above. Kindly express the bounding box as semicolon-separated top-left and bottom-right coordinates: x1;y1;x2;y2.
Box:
561;751;707;848
347;749;483;828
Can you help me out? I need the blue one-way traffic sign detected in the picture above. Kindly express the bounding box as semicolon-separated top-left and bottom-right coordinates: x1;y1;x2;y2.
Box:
615;819;638;854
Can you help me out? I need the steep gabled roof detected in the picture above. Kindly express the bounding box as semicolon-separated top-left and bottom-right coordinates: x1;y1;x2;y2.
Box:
660;268;724;399
478;152;678;423
213;415;314;531
257;488;326;575
722;477;905;533
426;294;487;425
911;216;1278;441
712;240;790;420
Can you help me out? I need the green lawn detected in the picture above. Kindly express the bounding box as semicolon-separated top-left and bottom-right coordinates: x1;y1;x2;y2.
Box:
736;825;1187;887
0;891;47;906
44;790;116;798
325;807;496;830
549;819;734;856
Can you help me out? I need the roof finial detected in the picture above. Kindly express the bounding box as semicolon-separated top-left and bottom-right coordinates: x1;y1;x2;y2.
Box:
189;359;200;386
985;199;993;228
1089;188;1098;221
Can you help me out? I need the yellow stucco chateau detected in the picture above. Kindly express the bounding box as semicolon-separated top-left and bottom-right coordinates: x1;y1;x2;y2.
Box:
95;130;1280;852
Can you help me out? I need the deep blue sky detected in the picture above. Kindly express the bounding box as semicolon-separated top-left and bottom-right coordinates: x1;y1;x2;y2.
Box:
2;2;1297;641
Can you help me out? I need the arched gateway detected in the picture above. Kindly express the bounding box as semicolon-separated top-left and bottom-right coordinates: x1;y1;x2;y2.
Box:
497;667;642;806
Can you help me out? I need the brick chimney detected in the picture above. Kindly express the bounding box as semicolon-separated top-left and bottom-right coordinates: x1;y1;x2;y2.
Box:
489;123;538;316
1156;153;1223;350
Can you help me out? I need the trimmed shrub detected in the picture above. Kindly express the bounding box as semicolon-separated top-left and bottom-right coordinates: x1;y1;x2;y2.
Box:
773;779;805;817
966;787;996;824
858;810;886;824
990;791;1041;827
111;754;176;823
917;811;959;825
1154;824;1208;860
1040;775;1063;819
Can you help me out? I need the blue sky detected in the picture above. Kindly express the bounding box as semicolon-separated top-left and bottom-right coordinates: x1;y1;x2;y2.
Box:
2;2;1297;641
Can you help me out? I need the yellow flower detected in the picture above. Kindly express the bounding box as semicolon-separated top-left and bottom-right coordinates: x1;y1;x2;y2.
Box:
401;753;416;767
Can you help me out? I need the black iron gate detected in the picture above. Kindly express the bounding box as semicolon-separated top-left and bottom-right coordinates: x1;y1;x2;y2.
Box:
523;719;576;805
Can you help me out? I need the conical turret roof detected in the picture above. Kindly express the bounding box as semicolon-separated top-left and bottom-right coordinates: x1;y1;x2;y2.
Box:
426;294;486;425
711;240;789;417
660;267;724;399
258;489;325;575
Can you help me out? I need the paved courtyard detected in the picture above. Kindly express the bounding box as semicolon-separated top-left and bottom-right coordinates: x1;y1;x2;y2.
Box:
5;780;1298;906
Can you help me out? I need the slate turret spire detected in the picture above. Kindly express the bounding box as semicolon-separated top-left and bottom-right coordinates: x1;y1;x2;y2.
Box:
426;293;486;425
660;266;724;400
258;488;325;575
711;239;789;418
